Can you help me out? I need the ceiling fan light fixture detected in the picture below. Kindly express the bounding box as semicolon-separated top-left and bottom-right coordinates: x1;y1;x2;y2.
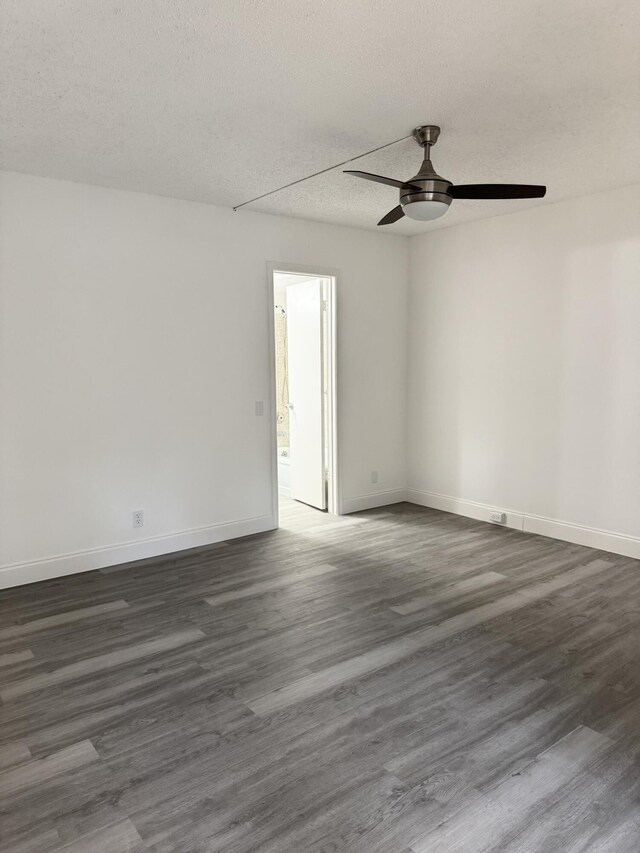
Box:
343;125;546;227
402;199;450;221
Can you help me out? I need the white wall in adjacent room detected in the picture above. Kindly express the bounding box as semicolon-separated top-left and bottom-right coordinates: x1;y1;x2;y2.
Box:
407;184;640;556
0;172;408;585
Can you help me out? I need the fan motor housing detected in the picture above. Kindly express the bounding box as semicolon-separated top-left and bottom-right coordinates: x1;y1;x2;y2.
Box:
400;177;453;209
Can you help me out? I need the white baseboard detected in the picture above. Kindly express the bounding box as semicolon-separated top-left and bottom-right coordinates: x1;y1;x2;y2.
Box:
341;488;407;514
406;489;525;531
406;489;640;560
278;485;292;498
522;515;640;560
5;490;637;590
0;514;276;589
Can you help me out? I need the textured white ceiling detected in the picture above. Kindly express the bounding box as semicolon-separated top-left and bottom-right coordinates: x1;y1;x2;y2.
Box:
1;0;639;233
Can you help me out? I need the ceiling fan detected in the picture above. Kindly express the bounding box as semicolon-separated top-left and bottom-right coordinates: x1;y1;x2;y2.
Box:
344;126;546;225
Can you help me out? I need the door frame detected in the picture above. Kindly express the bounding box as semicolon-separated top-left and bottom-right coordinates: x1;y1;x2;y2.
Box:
267;262;341;526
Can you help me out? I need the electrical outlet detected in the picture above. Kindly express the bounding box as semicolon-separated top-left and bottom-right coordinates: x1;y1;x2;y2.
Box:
370;470;378;484
489;511;506;524
133;510;144;528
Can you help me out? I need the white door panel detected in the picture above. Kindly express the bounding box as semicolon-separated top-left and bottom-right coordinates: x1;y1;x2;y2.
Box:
287;279;326;509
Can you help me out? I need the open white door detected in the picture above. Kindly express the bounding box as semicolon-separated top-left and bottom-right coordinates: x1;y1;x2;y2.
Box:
287;279;326;509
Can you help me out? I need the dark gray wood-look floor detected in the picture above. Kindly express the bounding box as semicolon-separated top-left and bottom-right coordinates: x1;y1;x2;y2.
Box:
0;499;639;852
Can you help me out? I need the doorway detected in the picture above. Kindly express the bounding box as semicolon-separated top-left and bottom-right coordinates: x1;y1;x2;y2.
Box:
268;264;338;524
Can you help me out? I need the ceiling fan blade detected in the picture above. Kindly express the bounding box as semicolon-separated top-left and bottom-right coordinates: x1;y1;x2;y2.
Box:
450;184;546;200
344;170;422;192
377;205;405;226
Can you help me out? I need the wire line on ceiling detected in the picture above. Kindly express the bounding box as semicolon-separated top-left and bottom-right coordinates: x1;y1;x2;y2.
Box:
233;134;412;211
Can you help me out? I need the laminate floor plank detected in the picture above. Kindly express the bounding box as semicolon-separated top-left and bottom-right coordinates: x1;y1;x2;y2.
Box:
0;741;32;771
0;498;637;852
409;726;613;852
0;740;99;797
4;829;61;853
0;649;34;668
390;570;509;614
53;818;147;852
0;601;130;642
0;629;206;701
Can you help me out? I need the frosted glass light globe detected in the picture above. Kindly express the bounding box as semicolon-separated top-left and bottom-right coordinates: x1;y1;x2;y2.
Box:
403;200;450;221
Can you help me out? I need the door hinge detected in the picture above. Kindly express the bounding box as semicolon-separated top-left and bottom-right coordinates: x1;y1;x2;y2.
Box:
323;468;330;482
321;300;328;311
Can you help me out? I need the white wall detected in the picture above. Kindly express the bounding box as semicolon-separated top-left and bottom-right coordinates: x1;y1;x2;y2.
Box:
0;172;408;586
3;172;637;588
407;185;640;558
